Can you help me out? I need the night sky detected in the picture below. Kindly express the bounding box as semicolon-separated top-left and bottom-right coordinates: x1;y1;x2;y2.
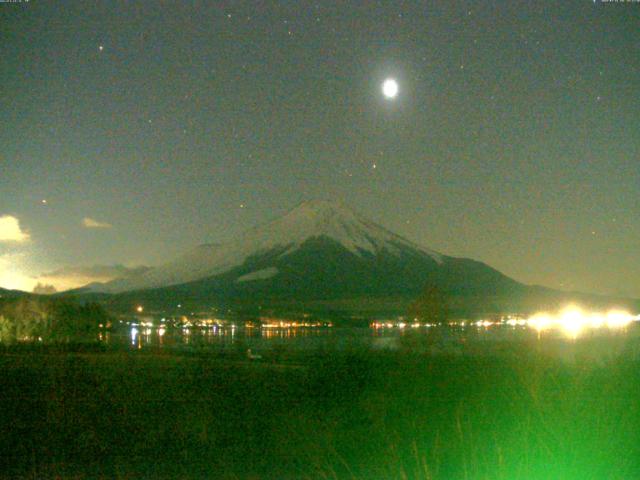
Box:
1;1;638;297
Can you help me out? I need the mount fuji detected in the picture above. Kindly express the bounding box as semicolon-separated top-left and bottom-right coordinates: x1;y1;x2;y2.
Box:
78;200;635;316
95;200;450;293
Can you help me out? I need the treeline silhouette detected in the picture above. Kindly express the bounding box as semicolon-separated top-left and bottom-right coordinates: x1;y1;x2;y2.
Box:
0;297;110;343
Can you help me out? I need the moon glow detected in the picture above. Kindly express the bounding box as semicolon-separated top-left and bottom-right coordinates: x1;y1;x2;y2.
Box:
382;78;398;99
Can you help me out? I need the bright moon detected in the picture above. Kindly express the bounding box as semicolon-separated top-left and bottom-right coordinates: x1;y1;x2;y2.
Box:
382;78;398;99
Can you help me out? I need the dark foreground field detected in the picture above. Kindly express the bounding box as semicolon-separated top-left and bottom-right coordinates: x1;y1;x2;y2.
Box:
1;343;640;479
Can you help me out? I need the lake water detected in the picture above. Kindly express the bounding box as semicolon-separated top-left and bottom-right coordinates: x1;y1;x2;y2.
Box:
104;321;640;363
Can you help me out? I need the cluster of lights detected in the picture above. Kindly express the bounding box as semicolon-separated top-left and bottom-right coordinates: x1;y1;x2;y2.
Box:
370;306;639;339
525;306;639;337
180;318;226;328
261;320;332;328
371;321;436;329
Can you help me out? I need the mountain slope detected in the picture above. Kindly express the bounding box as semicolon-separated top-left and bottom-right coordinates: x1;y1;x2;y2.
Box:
0;287;29;299
95;200;445;294
85;200;639;317
157;236;519;301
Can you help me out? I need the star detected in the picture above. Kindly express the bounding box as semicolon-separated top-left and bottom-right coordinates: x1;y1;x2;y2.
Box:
98;45;104;52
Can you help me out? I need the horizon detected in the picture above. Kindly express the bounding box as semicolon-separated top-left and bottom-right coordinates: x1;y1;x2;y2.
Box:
1;197;637;302
1;1;638;297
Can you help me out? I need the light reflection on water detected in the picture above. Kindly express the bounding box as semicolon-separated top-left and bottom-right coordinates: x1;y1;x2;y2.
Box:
107;322;640;362
117;325;346;351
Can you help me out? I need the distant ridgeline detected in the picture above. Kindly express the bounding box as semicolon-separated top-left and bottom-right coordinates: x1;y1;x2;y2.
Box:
0;295;111;344
63;201;640;320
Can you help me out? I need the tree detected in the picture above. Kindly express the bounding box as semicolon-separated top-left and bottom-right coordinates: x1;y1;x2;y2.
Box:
0;315;16;344
0;298;111;343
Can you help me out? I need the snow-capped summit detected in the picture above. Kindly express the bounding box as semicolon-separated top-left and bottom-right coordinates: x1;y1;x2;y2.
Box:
94;200;443;293
75;200;639;316
238;199;443;261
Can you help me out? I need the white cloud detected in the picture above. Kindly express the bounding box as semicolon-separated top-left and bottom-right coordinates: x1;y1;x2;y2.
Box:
82;217;113;229
0;215;30;242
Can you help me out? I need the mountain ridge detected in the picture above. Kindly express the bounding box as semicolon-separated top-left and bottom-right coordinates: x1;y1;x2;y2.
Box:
92;199;445;294
73;200;639;317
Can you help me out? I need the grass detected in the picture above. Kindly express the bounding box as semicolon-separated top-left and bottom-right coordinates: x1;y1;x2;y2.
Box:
0;341;639;479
